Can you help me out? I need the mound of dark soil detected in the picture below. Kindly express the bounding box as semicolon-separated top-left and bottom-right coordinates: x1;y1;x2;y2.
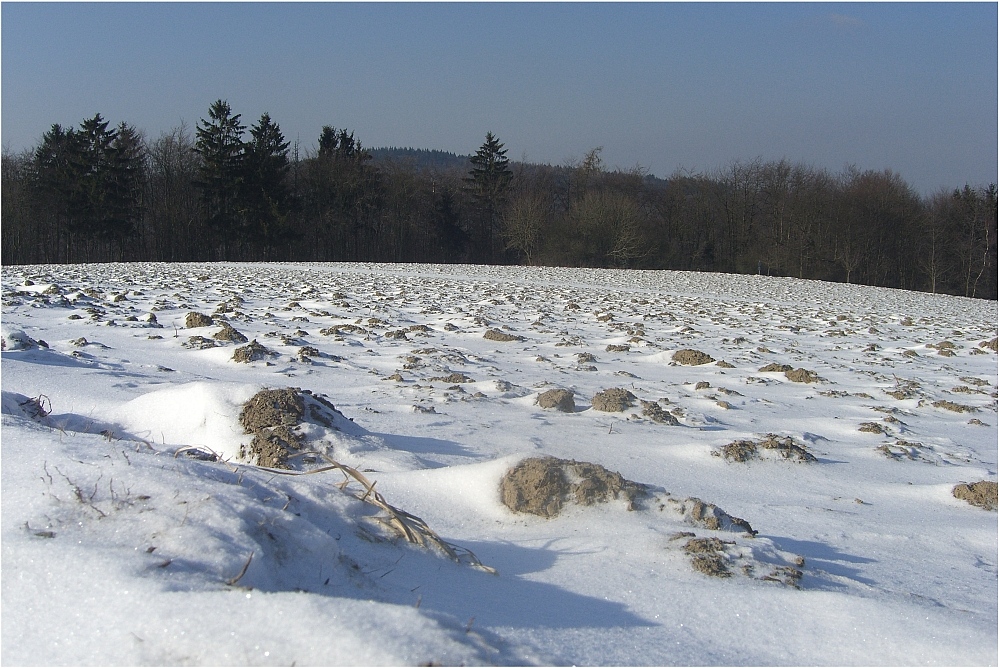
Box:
933;400;977;413
592;387;637;412
500;456;647;518
430;373;474;384
720;434;816;463
785;368;820;383
758;363;793;373
952;481;998;511
684;537;734;578
537;389;576;412
641;400;680;425
239;388;305;468
213;322;249;343
185;312;213;328
232;340;276;363
238;387;355;468
484;328;524;342
673;349;715;366
183;336;217;350
681;497;756;534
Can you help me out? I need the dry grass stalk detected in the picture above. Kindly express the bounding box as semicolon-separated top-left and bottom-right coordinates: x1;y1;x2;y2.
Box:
258;451;497;574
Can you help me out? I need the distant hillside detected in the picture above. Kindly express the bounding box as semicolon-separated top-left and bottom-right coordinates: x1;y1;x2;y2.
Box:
369;147;471;172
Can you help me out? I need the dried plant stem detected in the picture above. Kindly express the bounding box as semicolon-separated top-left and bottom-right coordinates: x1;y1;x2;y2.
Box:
258;452;497;575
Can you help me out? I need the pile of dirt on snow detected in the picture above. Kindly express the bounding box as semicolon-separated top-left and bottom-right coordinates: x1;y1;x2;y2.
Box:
672;349;715;366
641;400;680;425
952;481;998;511
718;434;817;463
500;457;647;518
537;389;576;412
676;535;801;585
213;322;249;343
185;312;213;328
430;372;475;384
483;328;524;342
232;340;277;363
238;387;356;468
592;387;637;412
499;456;757;535
784;368;821;383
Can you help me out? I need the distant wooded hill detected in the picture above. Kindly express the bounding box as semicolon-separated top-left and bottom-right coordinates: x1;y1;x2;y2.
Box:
368;147;472;171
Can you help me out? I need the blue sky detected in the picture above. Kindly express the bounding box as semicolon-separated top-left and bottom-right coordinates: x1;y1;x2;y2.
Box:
2;2;996;193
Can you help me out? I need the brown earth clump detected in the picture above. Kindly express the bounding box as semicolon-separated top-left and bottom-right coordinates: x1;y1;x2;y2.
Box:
430;372;474;384
232;340;277;363
684;538;734;578
238;388;354;468
720;434;816;463
213;322;249;343
239;388;306;468
672;349;715;366
592;387;637;412
979;337;998;352
932;400;977;413
185;312;214;328
784;368;820;383
758;363;793;373
484;328;524;342
683;498;756;534
716;360;736;368
952;481;998;511
183;336;217;350
537;389;576;412
641;400;680;425
499;456;647;518
858;422;886;434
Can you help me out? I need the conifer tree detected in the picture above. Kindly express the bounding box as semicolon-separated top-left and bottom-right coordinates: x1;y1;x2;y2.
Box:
243;112;291;256
466;132;512;261
194;100;246;257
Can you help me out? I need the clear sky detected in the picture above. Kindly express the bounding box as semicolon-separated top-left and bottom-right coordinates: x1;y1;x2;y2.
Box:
2;2;996;194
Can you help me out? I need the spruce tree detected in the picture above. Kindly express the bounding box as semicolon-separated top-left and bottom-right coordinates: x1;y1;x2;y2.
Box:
106;122;146;255
194;100;246;257
243;112;291;257
465;132;512;262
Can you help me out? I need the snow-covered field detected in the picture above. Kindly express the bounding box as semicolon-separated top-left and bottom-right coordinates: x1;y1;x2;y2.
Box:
1;261;997;666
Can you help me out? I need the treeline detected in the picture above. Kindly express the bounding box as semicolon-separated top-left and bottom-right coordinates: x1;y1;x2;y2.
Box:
2;101;996;300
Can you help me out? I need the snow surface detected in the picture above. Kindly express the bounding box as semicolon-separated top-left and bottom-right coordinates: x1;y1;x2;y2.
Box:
1;261;997;666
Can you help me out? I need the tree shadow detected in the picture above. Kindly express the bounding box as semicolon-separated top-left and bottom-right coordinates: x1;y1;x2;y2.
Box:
367;431;484;467
762;534;878;587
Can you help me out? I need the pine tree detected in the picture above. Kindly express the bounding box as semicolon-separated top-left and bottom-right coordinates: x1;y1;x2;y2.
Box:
34;123;80;234
465;132;512;262
105;122;146;255
194;100;246;257
243;112;291;257
71;114;117;239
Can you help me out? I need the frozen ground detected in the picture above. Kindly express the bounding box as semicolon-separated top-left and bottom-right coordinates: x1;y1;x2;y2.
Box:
1;261;997;666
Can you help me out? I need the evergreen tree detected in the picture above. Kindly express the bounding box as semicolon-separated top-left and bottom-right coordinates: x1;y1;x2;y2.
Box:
194;100;246;257
465;132;512;261
105;122;146;255
33;123;81;238
243;112;292;257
